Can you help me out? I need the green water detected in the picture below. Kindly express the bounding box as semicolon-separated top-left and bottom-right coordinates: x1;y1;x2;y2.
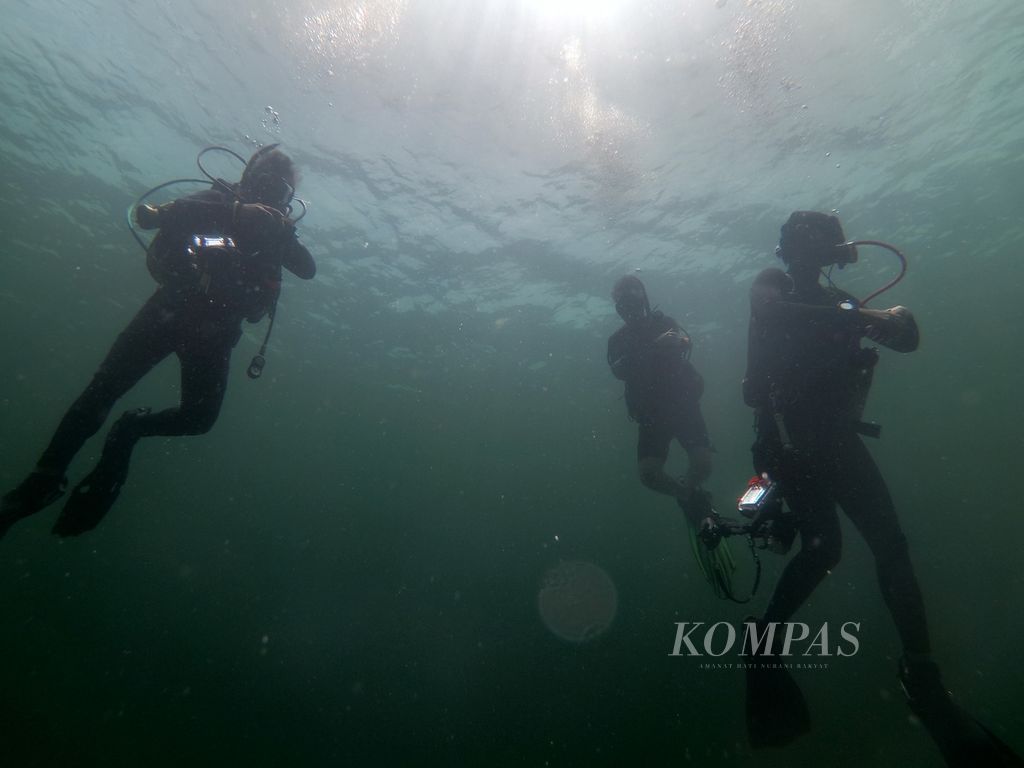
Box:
2;1;1023;765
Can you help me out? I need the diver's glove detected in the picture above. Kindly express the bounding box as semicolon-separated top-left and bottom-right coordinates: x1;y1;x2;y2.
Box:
859;305;919;352
652;328;692;353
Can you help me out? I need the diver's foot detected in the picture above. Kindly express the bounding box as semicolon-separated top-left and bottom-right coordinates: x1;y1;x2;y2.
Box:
0;470;66;539
900;655;1024;767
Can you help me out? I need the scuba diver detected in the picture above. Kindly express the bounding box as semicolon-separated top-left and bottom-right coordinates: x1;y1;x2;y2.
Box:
607;276;736;593
0;144;316;539
738;210;1022;766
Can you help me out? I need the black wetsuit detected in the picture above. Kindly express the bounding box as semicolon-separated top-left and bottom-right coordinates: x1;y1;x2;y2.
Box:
607;311;710;461
744;267;929;655
37;187;316;491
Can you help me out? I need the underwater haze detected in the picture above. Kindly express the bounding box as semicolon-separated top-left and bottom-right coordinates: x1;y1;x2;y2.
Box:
2;0;1023;765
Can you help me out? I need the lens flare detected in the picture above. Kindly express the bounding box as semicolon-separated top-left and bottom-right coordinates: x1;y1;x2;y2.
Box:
538;560;618;643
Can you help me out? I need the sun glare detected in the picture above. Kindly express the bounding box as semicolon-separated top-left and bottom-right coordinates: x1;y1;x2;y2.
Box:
522;0;626;23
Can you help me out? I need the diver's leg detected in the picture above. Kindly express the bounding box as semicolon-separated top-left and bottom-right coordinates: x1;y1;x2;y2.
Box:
684;445;712;487
743;448;837;748
760;483;842;625
37;294;176;474
636;422;688;499
53;333;233;537
838;436;1024;766
131;333;233;439
749;427;843;624
1;294;173;533
677;404;713;488
671;406;714;525
834;435;928;653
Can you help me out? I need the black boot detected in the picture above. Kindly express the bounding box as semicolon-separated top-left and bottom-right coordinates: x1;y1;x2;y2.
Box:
52;408;148;537
899;654;1024;767
0;469;67;539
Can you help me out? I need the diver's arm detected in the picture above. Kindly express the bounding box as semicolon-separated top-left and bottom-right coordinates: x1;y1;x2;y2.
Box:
751;267;846;322
607;337;632;380
651;320;691;353
609;324;674;378
753;284;855;324
750;268;915;347
859;306;919;352
134;195;232;233
758;300;857;323
608;330;645;380
759;295;917;350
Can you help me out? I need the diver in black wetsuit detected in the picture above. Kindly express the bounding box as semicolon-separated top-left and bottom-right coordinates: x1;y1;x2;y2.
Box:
742;210;1022;767
0;145;316;538
607;275;712;520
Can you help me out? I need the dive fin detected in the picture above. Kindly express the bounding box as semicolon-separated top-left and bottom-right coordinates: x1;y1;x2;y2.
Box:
52;408;145;537
52;469;125;537
745;658;811;748
911;699;1024;767
0;471;66;541
973;720;1024;767
901;655;1024;767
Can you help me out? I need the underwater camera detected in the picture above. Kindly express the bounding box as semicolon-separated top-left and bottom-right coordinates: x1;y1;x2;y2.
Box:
701;474;797;556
